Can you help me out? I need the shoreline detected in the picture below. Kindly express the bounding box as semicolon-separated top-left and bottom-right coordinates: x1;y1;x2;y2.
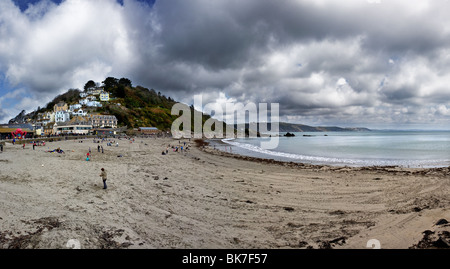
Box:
0;137;449;249
204;139;450;176
208;131;450;169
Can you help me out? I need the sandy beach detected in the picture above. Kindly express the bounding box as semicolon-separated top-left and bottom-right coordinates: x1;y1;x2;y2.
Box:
0;137;449;249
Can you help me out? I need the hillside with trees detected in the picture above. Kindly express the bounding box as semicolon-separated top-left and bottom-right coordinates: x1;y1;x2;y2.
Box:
97;77;216;131
17;77;224;132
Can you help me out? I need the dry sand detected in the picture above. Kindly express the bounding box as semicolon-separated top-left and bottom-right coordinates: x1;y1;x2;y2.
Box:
0;137;449;249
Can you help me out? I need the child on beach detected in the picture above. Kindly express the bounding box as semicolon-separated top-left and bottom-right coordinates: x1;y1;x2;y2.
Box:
100;168;107;189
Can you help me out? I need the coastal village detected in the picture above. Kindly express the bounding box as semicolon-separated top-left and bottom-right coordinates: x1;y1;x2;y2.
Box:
0;84;160;140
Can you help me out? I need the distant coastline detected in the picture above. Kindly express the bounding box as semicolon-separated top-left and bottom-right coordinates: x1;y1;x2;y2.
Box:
233;122;371;133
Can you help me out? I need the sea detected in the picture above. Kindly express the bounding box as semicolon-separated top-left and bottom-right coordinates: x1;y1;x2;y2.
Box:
209;131;450;168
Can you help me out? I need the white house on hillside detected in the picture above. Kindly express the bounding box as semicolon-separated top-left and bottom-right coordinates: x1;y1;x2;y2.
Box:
69;104;82;112
72;109;87;117
90;88;102;95
87;101;102;107
79;98;102;107
79;98;88;105
55;110;70;123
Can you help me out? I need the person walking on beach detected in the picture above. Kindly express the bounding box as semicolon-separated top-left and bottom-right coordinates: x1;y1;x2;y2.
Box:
101;145;104;154
100;168;107;189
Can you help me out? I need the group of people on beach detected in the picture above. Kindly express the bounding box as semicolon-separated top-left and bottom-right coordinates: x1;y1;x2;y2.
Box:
162;140;190;155
87;137;124;159
32;141;46;150
93;137;119;147
20;141;46;150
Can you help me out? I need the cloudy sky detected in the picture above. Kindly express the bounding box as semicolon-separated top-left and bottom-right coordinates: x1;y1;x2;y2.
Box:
1;0;450;129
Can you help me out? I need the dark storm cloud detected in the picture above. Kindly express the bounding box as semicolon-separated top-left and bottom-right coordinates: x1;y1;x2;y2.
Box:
148;0;368;72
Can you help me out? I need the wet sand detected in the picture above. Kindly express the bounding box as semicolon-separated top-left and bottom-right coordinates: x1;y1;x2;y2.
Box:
0;137;449;249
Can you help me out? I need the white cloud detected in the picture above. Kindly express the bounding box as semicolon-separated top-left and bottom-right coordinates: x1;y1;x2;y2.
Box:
437;105;449;116
336;78;347;87
0;0;141;94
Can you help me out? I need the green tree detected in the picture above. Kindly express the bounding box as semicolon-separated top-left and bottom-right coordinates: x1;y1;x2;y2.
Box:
102;77;119;90
116;85;126;98
119;77;132;87
84;80;96;91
